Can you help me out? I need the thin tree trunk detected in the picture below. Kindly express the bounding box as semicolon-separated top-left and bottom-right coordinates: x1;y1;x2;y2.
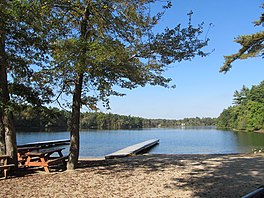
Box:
0;112;5;155
67;2;91;170
67;72;83;170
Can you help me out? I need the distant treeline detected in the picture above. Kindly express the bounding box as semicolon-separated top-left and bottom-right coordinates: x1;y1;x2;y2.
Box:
81;112;216;129
13;105;70;131
13;81;264;132
217;80;264;132
13;105;216;131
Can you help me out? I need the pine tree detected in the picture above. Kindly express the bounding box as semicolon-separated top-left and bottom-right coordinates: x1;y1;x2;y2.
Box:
220;3;264;72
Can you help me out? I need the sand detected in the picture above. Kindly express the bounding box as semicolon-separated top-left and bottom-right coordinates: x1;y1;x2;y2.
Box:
1;153;264;198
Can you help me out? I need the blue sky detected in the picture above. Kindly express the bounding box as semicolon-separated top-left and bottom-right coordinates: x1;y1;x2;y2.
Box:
102;0;264;119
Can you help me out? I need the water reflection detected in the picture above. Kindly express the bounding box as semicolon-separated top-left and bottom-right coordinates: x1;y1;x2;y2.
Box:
16;128;264;157
234;131;264;151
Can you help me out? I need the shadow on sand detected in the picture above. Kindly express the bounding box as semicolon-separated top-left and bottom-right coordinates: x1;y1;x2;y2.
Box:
77;154;264;197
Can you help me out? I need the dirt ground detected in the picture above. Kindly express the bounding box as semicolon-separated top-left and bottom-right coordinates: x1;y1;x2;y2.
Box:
1;153;264;198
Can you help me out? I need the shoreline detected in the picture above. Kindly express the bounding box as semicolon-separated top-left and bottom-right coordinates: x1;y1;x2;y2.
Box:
217;127;264;134
1;153;264;197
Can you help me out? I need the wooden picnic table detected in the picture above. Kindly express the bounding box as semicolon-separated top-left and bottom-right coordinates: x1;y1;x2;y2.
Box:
17;146;40;163
17;139;70;148
0;155;15;178
25;148;68;173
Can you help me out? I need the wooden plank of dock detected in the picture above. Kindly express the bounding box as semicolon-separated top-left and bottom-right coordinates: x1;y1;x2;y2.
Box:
105;139;159;159
17;139;70;148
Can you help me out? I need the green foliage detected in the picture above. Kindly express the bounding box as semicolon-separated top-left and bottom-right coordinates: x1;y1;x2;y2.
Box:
220;3;264;72
13;105;70;131
233;85;250;105
217;80;264;132
1;0;71;106
245;101;264;131
80;112;144;130
144;117;216;128
80;114;216;130
2;1;210;168
13;106;216;131
48;1;210;109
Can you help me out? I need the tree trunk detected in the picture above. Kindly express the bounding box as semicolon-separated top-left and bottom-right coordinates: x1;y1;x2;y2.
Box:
0;112;5;155
67;72;84;170
0;0;6;156
0;22;18;166
0;70;18;166
3;113;17;166
67;2;91;170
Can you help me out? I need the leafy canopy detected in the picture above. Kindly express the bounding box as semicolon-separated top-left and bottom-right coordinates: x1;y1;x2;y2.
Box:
49;0;210;110
1;0;71;106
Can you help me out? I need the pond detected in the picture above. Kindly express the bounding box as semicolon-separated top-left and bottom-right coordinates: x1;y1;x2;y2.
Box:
17;127;264;157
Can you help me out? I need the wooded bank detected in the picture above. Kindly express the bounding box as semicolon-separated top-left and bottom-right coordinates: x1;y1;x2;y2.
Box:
217;81;264;132
13;105;216;131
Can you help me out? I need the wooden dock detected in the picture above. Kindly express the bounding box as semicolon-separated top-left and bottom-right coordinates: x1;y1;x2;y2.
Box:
105;139;159;159
17;139;70;148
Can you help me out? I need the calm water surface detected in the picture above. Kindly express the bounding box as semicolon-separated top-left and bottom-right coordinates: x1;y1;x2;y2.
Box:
17;127;264;157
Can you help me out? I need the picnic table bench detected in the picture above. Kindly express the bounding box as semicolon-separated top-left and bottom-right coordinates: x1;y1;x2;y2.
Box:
17;146;40;164
25;148;68;173
0;155;15;179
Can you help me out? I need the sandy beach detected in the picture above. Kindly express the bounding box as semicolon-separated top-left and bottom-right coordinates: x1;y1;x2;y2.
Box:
1;153;264;198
